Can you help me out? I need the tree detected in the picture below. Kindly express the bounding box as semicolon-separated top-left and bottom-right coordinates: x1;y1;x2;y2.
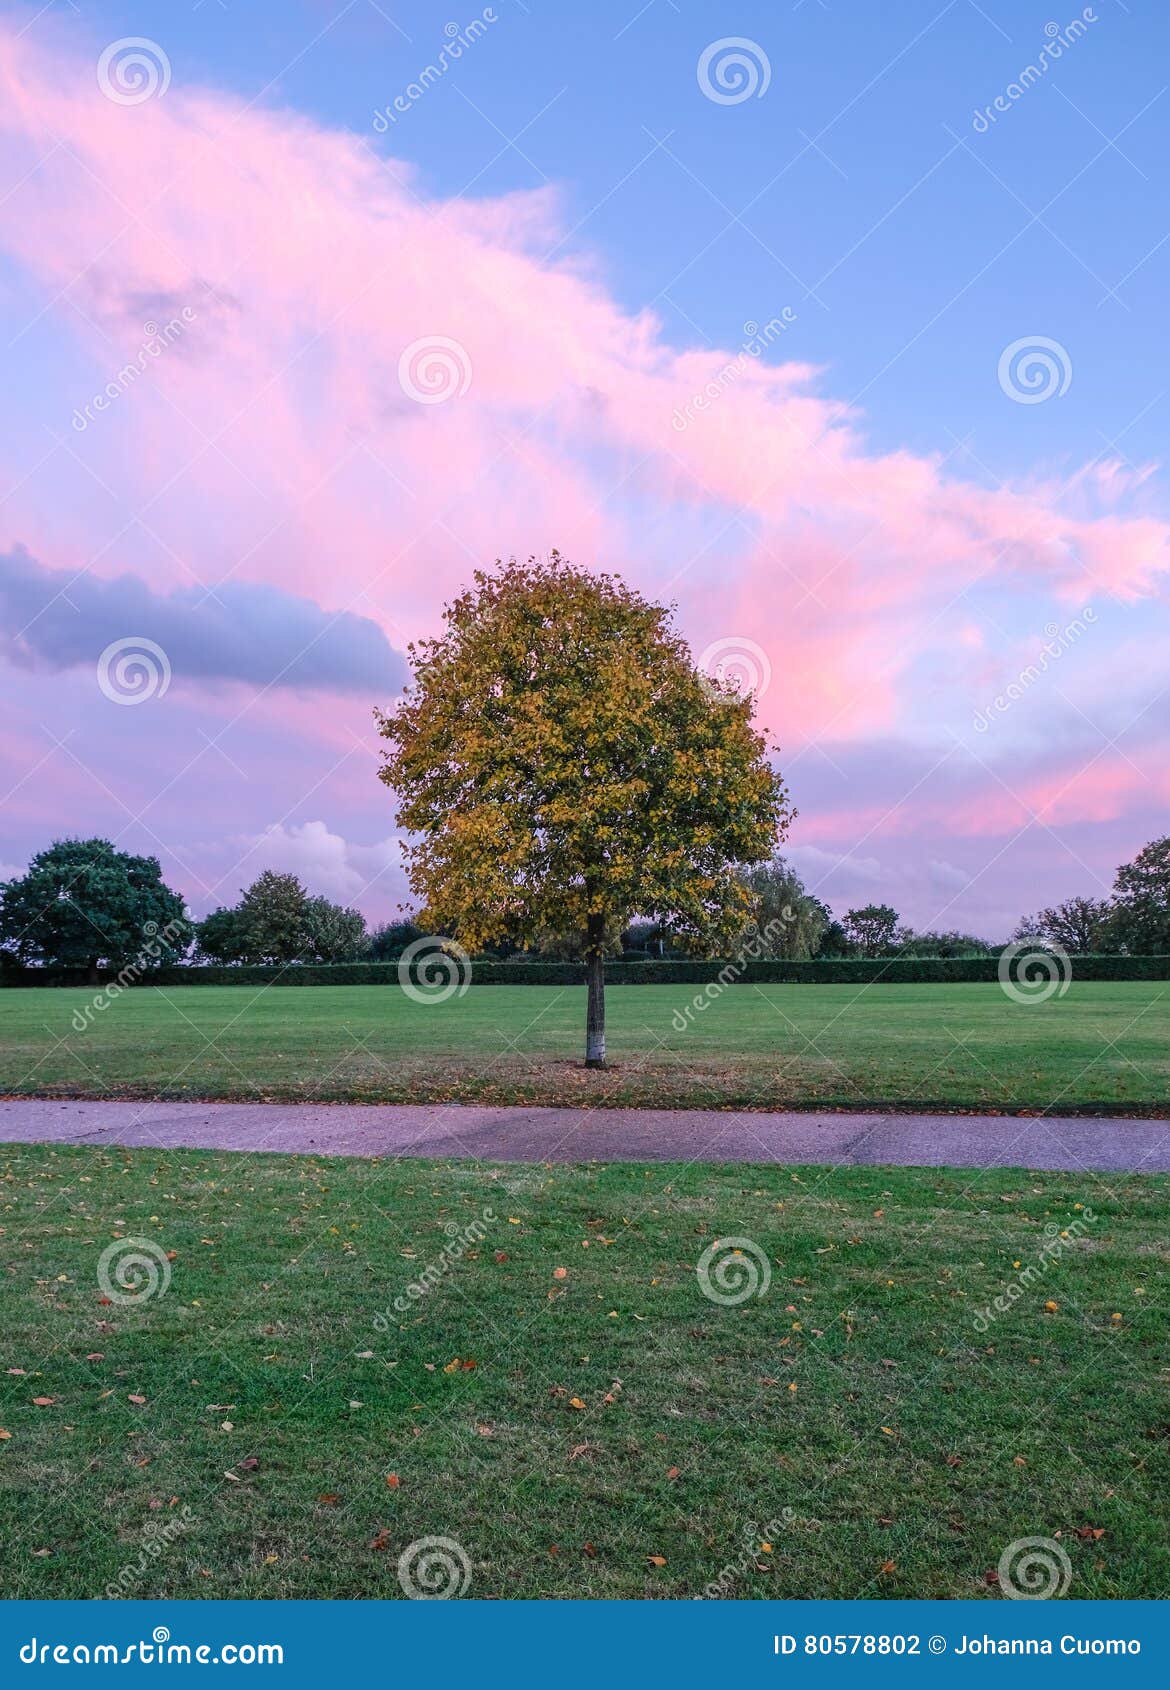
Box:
234;871;310;964
810;899;853;958
0;838;189;979
195;905;248;964
367;919;423;961
1107;837;1170;953
303;896;367;962
844;903;902;958
898;929;993;958
376;554;791;1065
1013;896;1110;954
738;857;826;959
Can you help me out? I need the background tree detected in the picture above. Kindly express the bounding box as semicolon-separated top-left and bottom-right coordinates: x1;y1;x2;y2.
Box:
377;554;791;1065
810;899;854;958
0;838;189;979
194;904;248;964
1013;895;1111;954
234;871;309;964
844;903;902;958
898;929;993;958
738;857;826;959
367;919;424;961
1107;836;1170;953
302;896;367;962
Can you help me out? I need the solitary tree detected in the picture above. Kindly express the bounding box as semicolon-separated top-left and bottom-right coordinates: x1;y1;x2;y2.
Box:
376;555;791;1065
0;838;189;979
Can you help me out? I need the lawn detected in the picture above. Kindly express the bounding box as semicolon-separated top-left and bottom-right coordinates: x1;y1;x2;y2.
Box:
1;980;1168;1113
0;1142;1165;1599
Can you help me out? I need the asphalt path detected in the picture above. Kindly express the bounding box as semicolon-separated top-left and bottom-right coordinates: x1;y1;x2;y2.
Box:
1;1098;1168;1173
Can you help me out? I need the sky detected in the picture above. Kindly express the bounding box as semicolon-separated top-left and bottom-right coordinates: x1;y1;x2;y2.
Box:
0;0;1167;938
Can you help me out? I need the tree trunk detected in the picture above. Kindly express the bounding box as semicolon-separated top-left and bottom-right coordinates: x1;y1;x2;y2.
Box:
584;913;606;1068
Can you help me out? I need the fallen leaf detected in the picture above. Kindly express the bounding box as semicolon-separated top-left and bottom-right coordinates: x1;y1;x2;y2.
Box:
666;1465;681;1480
32;1397;55;1407
583;1541;597;1558
127;1395;146;1405
368;1529;392;1551
223;1471;239;1482
317;1493;339;1506
386;1473;401;1489
238;1457;260;1472
85;1353;104;1362
552;1267;568;1280
0;1429;12;1440
647;1554;667;1567
1074;1526;1106;1541
568;1397;586;1411
878;1559;896;1574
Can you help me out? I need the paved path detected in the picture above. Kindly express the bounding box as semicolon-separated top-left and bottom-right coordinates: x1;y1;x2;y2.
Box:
1;1098;1168;1173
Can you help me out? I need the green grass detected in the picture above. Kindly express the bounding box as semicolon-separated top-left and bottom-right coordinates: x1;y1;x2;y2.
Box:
1;980;1168;1112
0;1142;1166;1599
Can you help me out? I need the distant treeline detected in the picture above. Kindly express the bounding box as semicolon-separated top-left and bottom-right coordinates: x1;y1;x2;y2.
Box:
3;835;1170;983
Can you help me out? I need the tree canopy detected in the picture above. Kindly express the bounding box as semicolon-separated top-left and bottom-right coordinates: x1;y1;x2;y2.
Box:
0;838;190;976
377;554;791;1060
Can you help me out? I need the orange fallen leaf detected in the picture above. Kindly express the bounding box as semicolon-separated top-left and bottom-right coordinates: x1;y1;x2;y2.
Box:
317;1493;339;1506
647;1554;667;1567
879;1559;897;1574
552;1267;568;1280
386;1473;401;1489
666;1465;681;1480
32;1397;55;1407
127;1395;146;1405
368;1529;392;1551
568;1397;586;1410
0;1429;12;1440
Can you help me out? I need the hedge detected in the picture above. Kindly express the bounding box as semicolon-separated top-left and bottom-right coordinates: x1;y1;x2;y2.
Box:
4;955;1170;988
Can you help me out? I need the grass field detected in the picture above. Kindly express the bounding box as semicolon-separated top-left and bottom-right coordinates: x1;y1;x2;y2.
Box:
0;1141;1166;1599
1;980;1168;1113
